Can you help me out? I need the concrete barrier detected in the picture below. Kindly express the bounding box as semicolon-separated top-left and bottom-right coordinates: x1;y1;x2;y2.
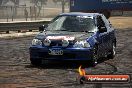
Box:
0;20;51;33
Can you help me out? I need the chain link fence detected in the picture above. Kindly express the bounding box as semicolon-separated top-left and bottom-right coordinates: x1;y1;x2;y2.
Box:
0;0;70;22
0;0;132;22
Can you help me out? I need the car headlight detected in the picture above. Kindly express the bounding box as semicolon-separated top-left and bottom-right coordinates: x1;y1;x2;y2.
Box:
62;39;69;47
32;39;42;46
73;40;90;48
43;38;51;46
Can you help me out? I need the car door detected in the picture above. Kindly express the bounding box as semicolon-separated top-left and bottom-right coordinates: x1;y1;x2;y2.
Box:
96;15;109;57
102;15;114;52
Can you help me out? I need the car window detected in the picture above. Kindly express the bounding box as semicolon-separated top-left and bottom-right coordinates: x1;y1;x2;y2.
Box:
101;15;112;30
47;15;96;32
97;16;106;27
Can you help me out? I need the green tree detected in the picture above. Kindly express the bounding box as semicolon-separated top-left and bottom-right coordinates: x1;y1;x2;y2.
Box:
53;0;69;5
0;0;10;6
0;0;3;6
10;0;19;17
53;0;69;13
10;0;19;5
31;0;48;17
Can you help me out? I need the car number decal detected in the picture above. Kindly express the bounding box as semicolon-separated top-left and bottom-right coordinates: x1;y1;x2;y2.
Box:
48;49;63;55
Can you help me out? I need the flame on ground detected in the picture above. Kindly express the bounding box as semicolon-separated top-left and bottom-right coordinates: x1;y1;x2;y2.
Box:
78;65;86;76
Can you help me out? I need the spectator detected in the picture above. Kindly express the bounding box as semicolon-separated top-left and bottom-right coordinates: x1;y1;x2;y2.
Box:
25;8;28;21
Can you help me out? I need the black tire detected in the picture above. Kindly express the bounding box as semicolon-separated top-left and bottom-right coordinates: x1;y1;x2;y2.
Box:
91;45;98;66
107;42;116;59
30;58;42;66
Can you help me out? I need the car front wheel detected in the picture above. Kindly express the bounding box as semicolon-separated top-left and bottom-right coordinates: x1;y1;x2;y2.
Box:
107;43;116;59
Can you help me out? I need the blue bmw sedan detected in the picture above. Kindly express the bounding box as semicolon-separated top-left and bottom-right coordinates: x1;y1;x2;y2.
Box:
29;12;116;66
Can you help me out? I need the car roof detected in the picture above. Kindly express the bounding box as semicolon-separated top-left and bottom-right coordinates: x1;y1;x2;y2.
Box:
59;12;102;17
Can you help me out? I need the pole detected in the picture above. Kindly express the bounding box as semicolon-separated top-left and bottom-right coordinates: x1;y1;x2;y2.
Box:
11;6;14;21
35;5;36;20
6;6;8;22
43;4;44;17
62;0;65;13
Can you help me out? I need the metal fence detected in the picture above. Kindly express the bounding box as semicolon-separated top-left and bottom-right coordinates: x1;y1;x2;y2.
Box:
1;0;132;22
0;0;70;22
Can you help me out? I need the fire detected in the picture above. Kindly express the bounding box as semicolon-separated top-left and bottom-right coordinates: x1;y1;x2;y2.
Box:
78;65;86;76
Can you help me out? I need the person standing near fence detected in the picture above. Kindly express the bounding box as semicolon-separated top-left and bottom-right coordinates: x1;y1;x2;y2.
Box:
24;8;28;21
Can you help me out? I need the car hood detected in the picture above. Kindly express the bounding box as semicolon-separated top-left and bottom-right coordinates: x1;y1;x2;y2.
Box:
35;31;94;41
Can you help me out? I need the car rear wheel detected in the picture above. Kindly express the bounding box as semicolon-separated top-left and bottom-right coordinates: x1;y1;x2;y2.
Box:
30;58;42;66
107;43;116;59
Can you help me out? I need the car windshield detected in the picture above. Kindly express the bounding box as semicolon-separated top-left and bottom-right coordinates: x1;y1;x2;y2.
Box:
46;15;96;32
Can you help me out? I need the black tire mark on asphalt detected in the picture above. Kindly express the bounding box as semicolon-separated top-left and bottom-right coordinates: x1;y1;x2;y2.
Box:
93;62;118;88
104;62;118;74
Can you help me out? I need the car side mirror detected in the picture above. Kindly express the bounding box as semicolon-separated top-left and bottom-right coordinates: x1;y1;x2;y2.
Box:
109;23;112;28
39;24;48;32
98;26;107;33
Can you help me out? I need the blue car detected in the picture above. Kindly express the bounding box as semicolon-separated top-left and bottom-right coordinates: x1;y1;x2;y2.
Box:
29;12;116;66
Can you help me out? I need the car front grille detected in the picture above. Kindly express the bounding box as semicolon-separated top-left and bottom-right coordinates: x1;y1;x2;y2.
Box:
48;40;74;47
50;40;62;47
